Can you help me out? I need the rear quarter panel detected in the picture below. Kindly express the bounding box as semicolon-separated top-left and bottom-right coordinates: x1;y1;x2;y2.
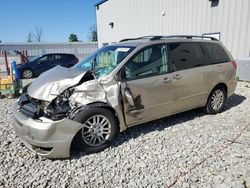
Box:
205;62;237;98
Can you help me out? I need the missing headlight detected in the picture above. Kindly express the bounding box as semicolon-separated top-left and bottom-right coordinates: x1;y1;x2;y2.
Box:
44;89;73;120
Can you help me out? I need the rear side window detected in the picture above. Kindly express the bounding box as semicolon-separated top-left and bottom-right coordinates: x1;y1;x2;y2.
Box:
54;55;63;60
168;42;206;71
203;42;230;64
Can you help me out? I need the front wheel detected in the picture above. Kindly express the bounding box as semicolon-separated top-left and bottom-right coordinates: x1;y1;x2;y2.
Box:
72;108;119;153
204;87;226;114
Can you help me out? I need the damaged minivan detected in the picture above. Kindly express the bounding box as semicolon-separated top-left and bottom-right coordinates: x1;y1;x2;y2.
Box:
12;35;237;158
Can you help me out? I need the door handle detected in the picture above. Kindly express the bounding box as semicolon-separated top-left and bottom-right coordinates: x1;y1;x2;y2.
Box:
162;77;172;83
173;74;182;80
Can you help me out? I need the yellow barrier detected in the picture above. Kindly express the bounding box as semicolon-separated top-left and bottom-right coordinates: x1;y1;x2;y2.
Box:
0;76;13;90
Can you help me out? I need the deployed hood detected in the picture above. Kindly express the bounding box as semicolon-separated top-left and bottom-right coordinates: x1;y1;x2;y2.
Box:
27;66;93;102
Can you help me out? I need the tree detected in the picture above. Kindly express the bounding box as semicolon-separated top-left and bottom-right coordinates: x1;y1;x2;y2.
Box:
69;34;79;42
87;25;98;42
26;26;44;42
27;32;33;43
33;26;43;42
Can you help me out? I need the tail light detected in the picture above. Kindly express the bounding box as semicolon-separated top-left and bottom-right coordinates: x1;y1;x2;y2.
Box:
231;60;237;69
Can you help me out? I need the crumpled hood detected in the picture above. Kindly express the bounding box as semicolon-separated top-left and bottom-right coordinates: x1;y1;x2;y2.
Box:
27;66;89;102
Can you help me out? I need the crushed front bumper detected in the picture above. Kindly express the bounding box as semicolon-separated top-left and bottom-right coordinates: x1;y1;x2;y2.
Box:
12;101;82;158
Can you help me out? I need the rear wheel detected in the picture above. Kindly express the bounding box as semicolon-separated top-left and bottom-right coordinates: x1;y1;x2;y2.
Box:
72;108;119;153
204;87;226;114
22;69;34;79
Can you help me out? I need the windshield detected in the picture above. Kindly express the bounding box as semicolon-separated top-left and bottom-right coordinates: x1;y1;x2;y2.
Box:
73;45;135;77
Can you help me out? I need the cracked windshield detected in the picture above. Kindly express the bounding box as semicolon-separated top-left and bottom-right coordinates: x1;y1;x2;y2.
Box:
74;46;135;77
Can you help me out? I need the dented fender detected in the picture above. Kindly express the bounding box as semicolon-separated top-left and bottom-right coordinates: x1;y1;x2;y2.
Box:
69;78;127;132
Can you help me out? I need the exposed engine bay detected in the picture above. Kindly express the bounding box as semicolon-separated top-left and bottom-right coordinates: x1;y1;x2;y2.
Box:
19;90;72;120
18;70;97;120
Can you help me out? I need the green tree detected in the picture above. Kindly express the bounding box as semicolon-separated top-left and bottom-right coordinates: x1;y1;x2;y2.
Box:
27;32;33;43
69;34;79;42
88;25;98;42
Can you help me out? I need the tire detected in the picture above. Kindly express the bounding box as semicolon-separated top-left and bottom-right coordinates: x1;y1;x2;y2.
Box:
72;107;119;154
22;69;34;79
204;86;226;114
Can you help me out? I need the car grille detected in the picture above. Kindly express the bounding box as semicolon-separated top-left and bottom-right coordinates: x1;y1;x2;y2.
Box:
18;94;40;118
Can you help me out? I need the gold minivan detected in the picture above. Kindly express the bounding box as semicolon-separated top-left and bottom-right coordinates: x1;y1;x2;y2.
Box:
12;36;237;158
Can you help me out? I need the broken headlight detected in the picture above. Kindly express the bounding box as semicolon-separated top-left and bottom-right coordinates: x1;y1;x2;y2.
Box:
44;89;74;120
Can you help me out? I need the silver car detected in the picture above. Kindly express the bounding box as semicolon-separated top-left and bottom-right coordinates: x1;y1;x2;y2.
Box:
12;35;237;158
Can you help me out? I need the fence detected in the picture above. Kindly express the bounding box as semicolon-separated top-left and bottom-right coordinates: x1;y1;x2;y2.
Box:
0;42;98;72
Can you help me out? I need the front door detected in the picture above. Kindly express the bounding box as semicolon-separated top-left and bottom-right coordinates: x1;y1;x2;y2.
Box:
35;54;54;74
120;43;175;126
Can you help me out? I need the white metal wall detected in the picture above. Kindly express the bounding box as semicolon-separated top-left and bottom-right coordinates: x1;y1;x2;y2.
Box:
96;0;250;58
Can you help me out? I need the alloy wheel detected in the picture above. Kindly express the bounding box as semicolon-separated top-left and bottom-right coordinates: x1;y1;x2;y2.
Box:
23;70;33;78
81;115;112;147
211;89;224;110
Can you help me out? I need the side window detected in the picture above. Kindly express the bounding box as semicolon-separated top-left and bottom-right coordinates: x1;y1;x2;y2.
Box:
203;43;230;64
54;55;63;60
37;55;48;64
47;55;54;62
169;43;206;71
125;44;168;80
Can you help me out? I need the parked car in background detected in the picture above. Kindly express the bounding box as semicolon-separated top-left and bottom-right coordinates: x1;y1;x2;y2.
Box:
12;35;237;158
17;53;79;79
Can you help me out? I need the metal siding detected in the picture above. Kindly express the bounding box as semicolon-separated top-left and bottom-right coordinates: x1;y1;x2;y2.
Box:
97;0;250;58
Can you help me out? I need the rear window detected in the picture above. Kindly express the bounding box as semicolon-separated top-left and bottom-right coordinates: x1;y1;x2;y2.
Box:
203;42;230;64
168;42;206;71
63;54;74;60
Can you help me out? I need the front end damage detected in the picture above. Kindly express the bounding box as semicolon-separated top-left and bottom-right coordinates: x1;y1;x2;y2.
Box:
12;66;126;158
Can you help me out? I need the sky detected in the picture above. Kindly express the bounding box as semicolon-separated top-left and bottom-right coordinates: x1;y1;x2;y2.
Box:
0;0;101;43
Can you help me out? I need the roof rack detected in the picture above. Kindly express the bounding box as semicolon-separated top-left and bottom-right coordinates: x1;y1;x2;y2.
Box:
119;35;218;42
119;37;142;42
119;36;164;42
160;35;218;41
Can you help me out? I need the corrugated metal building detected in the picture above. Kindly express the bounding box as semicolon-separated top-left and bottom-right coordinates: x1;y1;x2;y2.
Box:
96;0;250;59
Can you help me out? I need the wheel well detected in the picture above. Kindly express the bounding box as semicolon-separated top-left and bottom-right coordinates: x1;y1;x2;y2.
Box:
213;83;228;96
205;83;228;105
23;68;33;72
70;103;120;152
94;105;120;126
73;102;120;128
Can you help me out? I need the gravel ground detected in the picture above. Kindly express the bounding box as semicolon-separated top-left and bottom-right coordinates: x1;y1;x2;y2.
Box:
0;80;250;188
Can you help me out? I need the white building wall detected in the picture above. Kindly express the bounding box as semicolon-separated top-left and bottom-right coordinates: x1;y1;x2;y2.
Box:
96;0;250;58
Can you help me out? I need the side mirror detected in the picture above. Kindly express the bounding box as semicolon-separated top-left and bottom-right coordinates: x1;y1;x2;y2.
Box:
124;89;135;106
114;74;120;81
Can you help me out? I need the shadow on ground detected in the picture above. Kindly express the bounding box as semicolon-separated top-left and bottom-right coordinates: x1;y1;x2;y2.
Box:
71;93;246;158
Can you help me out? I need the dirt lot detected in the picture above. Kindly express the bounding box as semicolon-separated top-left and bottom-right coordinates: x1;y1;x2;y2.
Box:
0;80;249;187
